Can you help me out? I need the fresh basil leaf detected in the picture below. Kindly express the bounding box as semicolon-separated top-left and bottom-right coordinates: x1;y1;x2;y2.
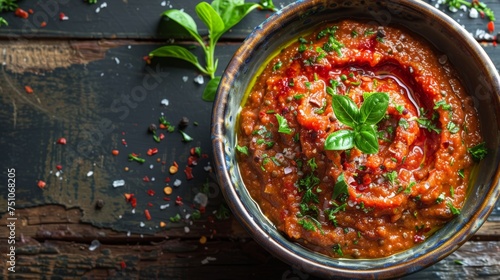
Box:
202;76;221;101
360;92;389;125
324;129;355;150
149;45;207;74
354;124;379;154
162;9;203;43
212;0;260;35
331;94;359;127
259;0;277;11
196;2;225;44
332;172;348;200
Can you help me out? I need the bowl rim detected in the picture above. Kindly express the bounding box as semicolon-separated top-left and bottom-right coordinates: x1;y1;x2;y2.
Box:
212;0;500;278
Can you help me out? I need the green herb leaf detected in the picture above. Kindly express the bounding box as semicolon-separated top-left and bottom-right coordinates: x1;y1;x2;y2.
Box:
196;2;225;43
162;9;203;43
212;0;261;35
149;45;207;75
324;129;355;151
447;201;461;215
468;142;487;162
354;124;379;154
236;145;249;155
275;114;292;134
202;76;221;101
331;94;359;127
359;92;389;125
333;173;349;200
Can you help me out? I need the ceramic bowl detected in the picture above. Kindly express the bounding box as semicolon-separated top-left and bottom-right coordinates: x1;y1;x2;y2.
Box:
211;0;500;278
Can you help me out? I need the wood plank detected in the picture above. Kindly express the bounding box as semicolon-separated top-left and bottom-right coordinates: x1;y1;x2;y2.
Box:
0;1;498;41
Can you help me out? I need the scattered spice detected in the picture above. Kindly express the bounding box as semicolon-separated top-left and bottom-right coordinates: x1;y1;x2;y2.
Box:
169;162;179;174
24;85;33;94
199;235;207;244
111;149;119;156
144;209;152;220
184;166;194;180
178;116;189;130
95;199;105;209
163;186;173;195
15;7;29;19
37;180;46;189
120;261;126;269
128;153;145;163
56;164;63;171
160;221;167;227
146;189;155;196
488;20;495;32
147;148;158;156
175;196;183;206
59;12;68;21
40;21;47;28
56;137;67;145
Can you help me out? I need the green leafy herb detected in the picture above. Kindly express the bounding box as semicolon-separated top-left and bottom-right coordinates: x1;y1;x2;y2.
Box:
447;201;461;215
325;202;346;227
332;173;349;200
128;153;146;164
434;100;452;111
447;121;459;134
236;145;249;155
180;130;194;142
191;209;202;220
324;92;389;154
436;192;445;204
384;171;398;186
215;203;231;220
273;60;282;71
149;0;276;101
332;244;344;256
0;0;18;27
170;213;181;222
458;169;465;178
416;108;442;134
275;113;292;134
468;142;487;162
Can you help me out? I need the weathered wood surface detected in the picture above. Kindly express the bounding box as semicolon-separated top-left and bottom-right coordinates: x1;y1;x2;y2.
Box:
0;0;499;279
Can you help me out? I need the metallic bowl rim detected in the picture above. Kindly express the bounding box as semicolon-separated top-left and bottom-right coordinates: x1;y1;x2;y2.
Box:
211;0;500;278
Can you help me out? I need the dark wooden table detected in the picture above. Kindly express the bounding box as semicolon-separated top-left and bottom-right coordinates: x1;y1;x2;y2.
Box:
0;1;499;279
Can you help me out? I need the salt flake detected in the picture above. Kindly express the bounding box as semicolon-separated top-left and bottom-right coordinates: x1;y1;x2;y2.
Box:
194;74;204;85
112;180;125;188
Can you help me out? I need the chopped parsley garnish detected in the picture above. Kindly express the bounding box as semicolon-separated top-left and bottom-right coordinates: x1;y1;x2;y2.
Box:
236;145;248;155
333;173;349;201
275;114;292;134
399;118;409;129
332;244;344;256
468;142;487;162
272;60;282;71
447;201;461;215
436;192;445;204
384;171;398;186
416;108;441;133
458;169;465;178
434;100;452;111
447;121;459;134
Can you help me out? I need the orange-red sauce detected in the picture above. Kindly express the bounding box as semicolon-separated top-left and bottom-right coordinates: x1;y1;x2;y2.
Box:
237;20;483;258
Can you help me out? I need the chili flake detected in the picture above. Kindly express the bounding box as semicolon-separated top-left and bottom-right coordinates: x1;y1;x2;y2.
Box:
24;85;33;94
120;261;126;269
15;8;29;19
144;209;152;220
175;196;183;206
59;12;68;21
160;221;167;227
112;149;119;156
147;148;158;156
37;180;46;189
488;21;495;33
56;164;63;171
184;166;194;180
146;189;155;196
56;137;67;145
143;176;150;182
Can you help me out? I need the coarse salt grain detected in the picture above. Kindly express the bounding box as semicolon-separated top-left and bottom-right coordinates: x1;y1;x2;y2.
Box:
173;179;182;187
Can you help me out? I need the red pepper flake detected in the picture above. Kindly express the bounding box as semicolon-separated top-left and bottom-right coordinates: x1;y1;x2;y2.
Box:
24;85;33;94
147;202;153;207
146;189;155;196
124;193;134;201
143;176;150;182
111;149;119;156
28;9;34;14
164;177;171;183
40;21;47;28
130;197;137;208
187;156;197;166
56;137;67;145
159;133;165;140
56;164;63;171
184;166;194;180
37;180;46;189
120;261;126;269
121;139;127;146
143;55;151;64
59;12;68;21
488;21;495;33
199;206;206;213
175;196;183;206
144;209;152;220
202;153;209;159
15;8;29;19
163;197;171;201
146;148;158;156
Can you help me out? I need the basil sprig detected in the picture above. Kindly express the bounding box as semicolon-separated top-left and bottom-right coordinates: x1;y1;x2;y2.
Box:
324;92;389;154
149;0;276;101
